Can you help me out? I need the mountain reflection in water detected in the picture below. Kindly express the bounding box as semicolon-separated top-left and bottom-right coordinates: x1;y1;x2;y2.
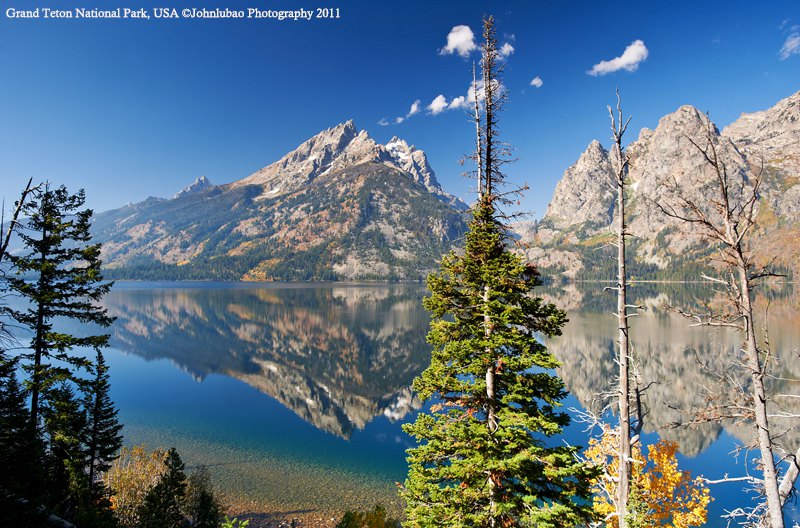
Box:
542;282;800;456
105;282;800;458
104;284;429;439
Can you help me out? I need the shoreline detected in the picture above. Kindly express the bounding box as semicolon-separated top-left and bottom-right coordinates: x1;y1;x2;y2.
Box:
226;505;341;528
224;495;404;528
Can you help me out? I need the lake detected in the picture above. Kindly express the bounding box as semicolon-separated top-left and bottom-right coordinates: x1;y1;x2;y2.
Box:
100;281;800;525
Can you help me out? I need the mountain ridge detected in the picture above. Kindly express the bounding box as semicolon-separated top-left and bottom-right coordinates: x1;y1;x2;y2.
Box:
228;120;465;209
523;90;800;280
92;121;468;281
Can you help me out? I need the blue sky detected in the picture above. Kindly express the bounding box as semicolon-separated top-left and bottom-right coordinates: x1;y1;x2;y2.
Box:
1;0;799;218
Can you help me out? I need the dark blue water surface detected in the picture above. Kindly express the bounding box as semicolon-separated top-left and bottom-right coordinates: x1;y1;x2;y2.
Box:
99;282;799;524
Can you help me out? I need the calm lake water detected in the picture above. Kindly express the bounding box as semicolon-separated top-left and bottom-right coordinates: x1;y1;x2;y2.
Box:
99;281;800;525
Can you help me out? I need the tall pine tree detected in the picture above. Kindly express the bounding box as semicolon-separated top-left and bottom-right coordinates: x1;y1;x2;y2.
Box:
41;380;89;517
82;349;124;494
4;183;114;432
401;16;596;528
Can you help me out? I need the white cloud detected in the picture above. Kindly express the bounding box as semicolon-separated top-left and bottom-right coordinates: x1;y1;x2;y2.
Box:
440;25;476;58
468;79;504;103
587;39;649;76
780;32;800;60
428;79;507;116
530;76;543;88
428;95;449;115
449;96;467;110
380;98;422;127
499;42;515;58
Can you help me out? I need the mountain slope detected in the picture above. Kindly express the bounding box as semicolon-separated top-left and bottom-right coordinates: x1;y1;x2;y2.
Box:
524;91;800;280
92;122;467;281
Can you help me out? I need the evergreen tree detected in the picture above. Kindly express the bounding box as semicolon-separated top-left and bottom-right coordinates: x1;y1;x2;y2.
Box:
0;350;33;494
82;350;124;493
136;448;189;528
402;16;596;528
4;183;114;432
182;466;224;528
41;380;89;518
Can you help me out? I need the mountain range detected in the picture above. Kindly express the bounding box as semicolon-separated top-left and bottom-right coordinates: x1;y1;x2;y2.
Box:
93;121;467;281
92;91;800;281
520;90;800;280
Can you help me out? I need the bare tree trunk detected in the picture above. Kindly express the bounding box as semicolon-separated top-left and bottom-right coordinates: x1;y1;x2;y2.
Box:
738;264;783;528
485;286;497;433
30;221;48;433
0;177;35;262
616;177;631;528
776;448;800;507
609;93;633;528
473;63;483;198
759;448;800;527
484;283;498;527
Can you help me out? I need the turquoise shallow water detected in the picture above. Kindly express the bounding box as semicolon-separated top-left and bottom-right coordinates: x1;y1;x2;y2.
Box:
110;352;410;511
99;282;800;525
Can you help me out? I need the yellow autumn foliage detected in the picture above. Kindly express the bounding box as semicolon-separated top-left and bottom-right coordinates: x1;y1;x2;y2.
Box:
585;427;712;528
104;445;169;528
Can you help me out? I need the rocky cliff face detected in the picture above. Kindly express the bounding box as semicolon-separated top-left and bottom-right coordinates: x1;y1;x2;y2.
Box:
92;121;467;281
543;140;614;233
526;91;800;279
722;91;800;174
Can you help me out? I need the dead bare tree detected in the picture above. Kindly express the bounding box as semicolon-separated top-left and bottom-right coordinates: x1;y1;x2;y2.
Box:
608;91;635;528
570;94;652;528
1;177;38;348
473;62;484;197
0;177;36;263
657;120;791;528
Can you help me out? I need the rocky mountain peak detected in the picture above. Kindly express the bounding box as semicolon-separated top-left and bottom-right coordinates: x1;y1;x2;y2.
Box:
230;121;364;195
660;104;715;135
724;90;800;140
227;120;465;209
543;139;614;231
722;90;800;174
173;175;214;199
385;136;411;156
583;139;608;161
382;136;449;204
93;118;469;281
